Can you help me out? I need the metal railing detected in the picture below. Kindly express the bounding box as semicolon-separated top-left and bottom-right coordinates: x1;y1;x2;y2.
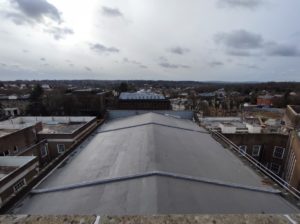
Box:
210;130;300;201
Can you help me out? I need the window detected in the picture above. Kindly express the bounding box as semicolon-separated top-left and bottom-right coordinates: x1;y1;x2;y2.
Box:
252;145;261;157
40;145;48;158
273;146;285;159
57;144;65;154
270;163;281;174
239;145;247;155
2;150;9;156
13;146;19;153
13;178;26;192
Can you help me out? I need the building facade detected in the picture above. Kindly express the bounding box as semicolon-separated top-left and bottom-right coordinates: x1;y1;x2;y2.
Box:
118;92;171;110
0;156;38;208
224;133;289;177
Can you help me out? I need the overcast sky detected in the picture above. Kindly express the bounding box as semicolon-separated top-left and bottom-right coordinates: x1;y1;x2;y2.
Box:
0;0;300;81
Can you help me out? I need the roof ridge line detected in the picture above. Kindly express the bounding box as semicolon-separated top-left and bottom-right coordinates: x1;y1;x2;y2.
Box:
30;171;280;195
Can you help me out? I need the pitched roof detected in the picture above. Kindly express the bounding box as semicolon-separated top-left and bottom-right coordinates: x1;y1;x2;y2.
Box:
12;113;298;215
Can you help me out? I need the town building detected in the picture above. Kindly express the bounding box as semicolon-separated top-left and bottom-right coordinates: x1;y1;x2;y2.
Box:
284;105;300;129
11;113;298;214
0;156;38;208
118;91;171;110
285;131;300;191
257;95;274;106
0;116;99;210
3;108;20;117
224;133;288;177
283;105;300;190
199;116;289;177
0;116;98;166
0;94;30;115
0;120;41;157
34;116;98;159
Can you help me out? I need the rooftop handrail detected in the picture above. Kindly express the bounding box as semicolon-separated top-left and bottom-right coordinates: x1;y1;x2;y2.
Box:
210;130;300;200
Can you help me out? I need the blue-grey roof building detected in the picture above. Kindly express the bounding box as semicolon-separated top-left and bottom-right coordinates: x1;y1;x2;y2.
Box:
12;113;298;215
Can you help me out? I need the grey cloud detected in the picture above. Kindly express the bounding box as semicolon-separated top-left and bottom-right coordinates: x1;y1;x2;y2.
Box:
265;42;300;57
5;0;74;40
168;46;190;55
9;0;61;23
44;26;74;40
215;29;300;57
90;43;120;54
102;6;123;17
65;59;74;67
209;61;224;67
123;57;138;64
123;57;147;69
158;56;190;69
23;49;29;53
4;11;33;25
215;30;263;49
159;62;190;69
85;66;92;72
217;0;264;9
226;49;253;56
11;64;20;69
238;63;260;69
40;57;45;61
0;63;7;67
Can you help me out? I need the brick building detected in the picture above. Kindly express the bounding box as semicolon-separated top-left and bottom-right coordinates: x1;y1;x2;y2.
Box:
0;117;98;165
285;131;300;191
35;117;98;159
0;116;99;210
257;95;274;106
118;92;171;110
224;133;289;177
0;121;41;157
284;105;300;128
0;156;38;208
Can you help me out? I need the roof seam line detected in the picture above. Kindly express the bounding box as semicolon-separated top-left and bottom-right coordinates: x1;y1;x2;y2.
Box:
30;171;280;195
97;122;209;134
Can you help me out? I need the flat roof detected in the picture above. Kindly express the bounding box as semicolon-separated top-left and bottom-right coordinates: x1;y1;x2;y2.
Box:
12;113;298;215
38;122;86;134
0;129;18;137
0;156;37;180
0;117;96;135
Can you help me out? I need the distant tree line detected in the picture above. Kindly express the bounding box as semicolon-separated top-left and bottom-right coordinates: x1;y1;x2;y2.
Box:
25;84;108;117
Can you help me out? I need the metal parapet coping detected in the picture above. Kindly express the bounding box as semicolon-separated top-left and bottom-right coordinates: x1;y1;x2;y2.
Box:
30;171;280;195
97;122;210;134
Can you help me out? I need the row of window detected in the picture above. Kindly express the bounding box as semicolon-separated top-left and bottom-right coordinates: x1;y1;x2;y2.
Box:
238;145;285;159
13;178;26;192
1;146;20;156
11;145;66;195
1;143;65;158
40;144;66;158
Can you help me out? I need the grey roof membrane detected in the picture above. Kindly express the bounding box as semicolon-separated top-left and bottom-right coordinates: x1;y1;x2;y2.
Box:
119;92;165;100
12;113;298;215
